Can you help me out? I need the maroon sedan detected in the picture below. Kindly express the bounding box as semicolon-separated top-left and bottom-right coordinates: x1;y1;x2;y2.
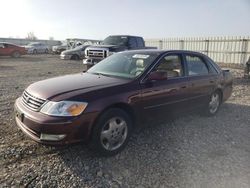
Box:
14;50;233;155
0;42;26;57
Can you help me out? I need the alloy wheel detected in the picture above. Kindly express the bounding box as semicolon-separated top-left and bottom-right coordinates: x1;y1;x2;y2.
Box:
209;92;220;114
100;117;128;151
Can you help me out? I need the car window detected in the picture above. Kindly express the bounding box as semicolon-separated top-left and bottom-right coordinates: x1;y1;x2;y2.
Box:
128;37;137;48
136;37;144;48
186;55;209;76
154;55;183;78
205;57;220;74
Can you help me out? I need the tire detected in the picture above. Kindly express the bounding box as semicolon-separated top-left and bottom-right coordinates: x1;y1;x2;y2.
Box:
204;91;221;116
45;49;49;54
71;54;80;60
12;51;21;58
33;49;37;54
89;108;133;156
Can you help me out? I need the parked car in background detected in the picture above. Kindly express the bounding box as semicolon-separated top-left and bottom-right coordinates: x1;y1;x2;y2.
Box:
83;35;156;67
52;42;68;54
60;44;90;60
244;56;250;78
0;42;26;58
24;42;49;54
14;50;233;156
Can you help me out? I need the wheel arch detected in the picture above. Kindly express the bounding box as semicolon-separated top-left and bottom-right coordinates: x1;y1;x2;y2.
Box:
88;102;136;141
214;88;223;102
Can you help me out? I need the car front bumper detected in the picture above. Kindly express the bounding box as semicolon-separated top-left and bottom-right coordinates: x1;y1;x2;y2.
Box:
60;54;72;60
26;49;34;54
14;98;98;145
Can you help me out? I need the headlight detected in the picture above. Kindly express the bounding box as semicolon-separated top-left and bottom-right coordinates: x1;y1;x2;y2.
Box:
40;101;88;117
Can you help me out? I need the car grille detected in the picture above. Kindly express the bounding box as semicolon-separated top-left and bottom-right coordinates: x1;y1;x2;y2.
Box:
86;49;107;59
22;91;46;111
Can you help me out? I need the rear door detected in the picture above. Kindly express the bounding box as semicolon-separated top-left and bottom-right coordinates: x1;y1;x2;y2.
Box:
140;53;189;116
184;53;216;108
37;43;42;53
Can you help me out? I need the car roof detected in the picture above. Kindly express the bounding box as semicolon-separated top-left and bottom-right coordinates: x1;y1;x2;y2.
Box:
123;49;207;57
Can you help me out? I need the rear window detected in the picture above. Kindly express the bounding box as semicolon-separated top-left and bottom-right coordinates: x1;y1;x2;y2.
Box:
185;55;209;76
136;37;144;47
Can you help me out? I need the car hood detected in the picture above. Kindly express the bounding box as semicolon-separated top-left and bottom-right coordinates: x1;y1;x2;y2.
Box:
88;44;117;48
62;48;79;54
87;44;127;52
26;73;129;100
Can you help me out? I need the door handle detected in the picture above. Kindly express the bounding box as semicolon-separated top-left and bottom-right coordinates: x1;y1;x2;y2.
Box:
209;80;215;83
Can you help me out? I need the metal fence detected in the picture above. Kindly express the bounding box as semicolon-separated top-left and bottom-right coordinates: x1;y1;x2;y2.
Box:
145;36;250;64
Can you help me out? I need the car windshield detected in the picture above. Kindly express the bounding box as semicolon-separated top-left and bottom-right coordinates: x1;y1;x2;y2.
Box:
102;36;128;45
87;52;160;79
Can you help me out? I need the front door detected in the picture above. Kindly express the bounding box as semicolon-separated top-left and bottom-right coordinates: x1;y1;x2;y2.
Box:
140;53;189;118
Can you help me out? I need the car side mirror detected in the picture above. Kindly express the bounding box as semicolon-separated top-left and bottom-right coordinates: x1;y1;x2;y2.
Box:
147;71;168;81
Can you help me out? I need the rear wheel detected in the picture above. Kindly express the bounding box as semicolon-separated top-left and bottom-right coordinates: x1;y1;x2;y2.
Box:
12;51;21;58
205;91;221;116
90;108;132;156
33;49;37;54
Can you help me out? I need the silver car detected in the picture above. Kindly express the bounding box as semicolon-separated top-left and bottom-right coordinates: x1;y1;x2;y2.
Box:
24;42;49;54
60;44;89;60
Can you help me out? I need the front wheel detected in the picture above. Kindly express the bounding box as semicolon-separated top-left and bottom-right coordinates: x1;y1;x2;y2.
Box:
205;91;221;116
90;108;132;156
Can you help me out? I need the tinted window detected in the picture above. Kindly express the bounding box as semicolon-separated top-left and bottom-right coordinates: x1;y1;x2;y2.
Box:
155;55;183;78
206;57;220;73
136;37;144;47
207;61;218;74
102;36;128;46
186;55;209;76
128;37;137;48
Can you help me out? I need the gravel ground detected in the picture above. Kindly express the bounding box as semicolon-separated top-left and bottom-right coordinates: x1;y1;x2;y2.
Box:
0;55;249;188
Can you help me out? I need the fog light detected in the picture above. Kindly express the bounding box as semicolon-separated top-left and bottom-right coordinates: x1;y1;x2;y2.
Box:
40;133;66;141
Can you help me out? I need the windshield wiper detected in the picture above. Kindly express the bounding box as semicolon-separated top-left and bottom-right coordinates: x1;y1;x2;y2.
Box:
88;72;112;77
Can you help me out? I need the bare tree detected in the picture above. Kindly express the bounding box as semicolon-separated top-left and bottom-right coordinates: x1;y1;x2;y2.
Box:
26;32;37;40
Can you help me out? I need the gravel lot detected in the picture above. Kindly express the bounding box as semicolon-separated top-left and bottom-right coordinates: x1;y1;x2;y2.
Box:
0;55;249;188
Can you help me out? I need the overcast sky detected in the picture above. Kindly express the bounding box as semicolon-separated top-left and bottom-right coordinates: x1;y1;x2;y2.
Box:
1;0;250;40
